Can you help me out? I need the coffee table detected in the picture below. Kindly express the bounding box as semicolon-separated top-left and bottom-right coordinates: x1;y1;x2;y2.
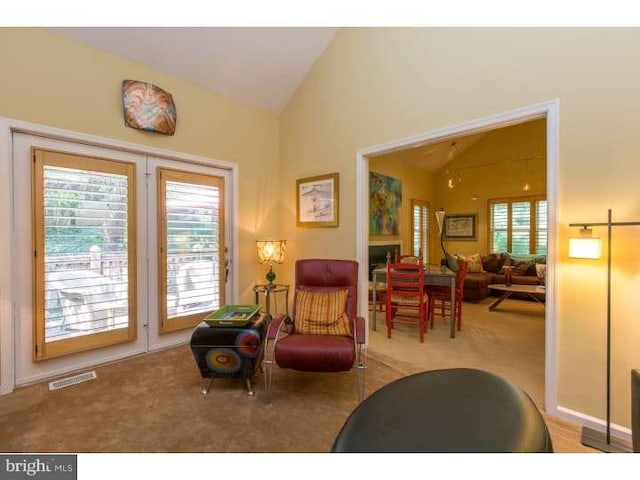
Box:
487;284;546;311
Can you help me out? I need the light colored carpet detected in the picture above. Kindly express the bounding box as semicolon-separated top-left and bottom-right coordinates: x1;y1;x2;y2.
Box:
0;295;596;453
368;296;545;408
0;345;404;453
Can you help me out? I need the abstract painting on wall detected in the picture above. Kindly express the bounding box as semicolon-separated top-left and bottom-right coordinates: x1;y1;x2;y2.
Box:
122;80;177;135
369;171;402;235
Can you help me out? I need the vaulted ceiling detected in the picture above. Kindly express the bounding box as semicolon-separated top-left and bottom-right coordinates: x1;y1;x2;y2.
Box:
47;27;338;115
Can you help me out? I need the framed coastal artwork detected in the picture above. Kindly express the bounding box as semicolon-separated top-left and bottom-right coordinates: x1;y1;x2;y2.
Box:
296;172;339;227
369;171;402;235
444;213;477;240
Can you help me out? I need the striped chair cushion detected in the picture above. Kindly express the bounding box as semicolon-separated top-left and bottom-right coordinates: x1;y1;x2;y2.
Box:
294;289;352;337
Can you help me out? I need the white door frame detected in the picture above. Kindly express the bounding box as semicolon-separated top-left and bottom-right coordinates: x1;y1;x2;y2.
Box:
355;99;560;414
0;116;240;395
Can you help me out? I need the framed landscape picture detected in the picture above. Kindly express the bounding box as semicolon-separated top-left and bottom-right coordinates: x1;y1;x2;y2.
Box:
444;213;477;240
296;172;339;227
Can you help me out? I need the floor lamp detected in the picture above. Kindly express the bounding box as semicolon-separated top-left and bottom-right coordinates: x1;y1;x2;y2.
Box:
569;208;639;452
435;208;447;268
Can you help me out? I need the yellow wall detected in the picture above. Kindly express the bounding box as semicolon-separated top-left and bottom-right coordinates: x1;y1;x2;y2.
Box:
280;28;640;429
368;157;435;258
0;28;280;301
435;119;547;256
365;120;547;264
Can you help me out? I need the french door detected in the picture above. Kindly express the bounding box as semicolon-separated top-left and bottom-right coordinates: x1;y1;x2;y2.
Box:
152;162;227;335
13;133;230;386
32;149;138;360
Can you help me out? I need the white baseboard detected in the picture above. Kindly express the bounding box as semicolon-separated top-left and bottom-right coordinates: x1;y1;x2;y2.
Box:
12;347;149;391
555;404;632;443
2;337;191;396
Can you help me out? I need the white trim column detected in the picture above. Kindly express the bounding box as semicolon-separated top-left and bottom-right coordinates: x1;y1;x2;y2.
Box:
355;99;560;414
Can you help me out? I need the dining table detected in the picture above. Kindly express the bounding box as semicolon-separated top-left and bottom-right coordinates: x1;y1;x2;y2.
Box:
371;264;458;338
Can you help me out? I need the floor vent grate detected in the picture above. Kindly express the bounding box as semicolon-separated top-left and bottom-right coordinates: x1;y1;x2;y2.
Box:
48;371;97;391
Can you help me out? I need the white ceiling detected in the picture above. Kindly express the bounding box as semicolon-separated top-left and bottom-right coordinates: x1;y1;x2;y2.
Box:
47;27;338;115
372;133;489;173
45;26;532;172
46;26;478;170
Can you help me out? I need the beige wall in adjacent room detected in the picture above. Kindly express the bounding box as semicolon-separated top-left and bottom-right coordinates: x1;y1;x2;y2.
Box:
0;28;280;303
280;27;640;429
435;119;547;257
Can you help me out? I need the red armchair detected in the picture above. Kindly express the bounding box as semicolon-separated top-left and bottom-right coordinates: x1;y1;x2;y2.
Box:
262;259;367;402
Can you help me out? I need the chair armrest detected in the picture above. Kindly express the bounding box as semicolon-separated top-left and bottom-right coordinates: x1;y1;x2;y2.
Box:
266;314;291;340
353;315;366;344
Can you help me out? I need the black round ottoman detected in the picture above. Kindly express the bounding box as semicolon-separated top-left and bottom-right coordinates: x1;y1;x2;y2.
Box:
331;368;553;452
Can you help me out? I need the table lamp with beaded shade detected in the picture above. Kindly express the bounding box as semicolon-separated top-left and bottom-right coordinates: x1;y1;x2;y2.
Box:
256;240;286;285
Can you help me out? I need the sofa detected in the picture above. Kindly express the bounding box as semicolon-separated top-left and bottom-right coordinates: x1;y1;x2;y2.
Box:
446;252;546;302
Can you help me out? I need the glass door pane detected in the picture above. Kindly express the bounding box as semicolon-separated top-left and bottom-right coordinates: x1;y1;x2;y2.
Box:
158;168;225;333
33;149;137;360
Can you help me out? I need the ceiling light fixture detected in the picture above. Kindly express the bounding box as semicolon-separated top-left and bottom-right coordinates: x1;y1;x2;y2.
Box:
447;141;459;161
445;141;463;189
523;158;531;192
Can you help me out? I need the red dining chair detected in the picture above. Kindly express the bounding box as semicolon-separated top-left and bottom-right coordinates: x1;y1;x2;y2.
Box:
426;260;467;332
385;260;428;343
368;280;386;312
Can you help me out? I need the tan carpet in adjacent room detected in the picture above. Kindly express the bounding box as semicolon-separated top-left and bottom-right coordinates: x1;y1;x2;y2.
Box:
368;297;596;453
0;297;596;453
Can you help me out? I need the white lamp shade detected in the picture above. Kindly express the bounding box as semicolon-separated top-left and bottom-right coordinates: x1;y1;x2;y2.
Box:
569;237;601;259
435;210;445;234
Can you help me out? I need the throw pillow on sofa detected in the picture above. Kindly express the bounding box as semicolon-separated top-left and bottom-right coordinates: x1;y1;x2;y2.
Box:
481;253;505;273
458;253;484;273
505;253;546;264
446;252;459;272
535;263;547;284
511;261;535;276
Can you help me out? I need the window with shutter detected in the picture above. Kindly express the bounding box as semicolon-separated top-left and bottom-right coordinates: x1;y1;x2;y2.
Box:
33;149;136;360
488;196;546;254
511;201;531;254
536;200;548;255
158;168;225;333
490;202;508;253
411;199;429;264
